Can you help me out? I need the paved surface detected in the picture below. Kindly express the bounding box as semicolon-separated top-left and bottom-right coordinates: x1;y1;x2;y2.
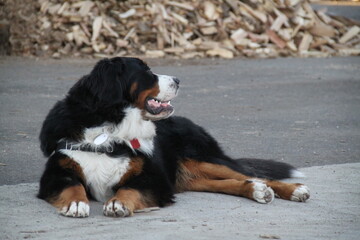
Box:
312;2;360;21
1;163;359;240
0;56;360;239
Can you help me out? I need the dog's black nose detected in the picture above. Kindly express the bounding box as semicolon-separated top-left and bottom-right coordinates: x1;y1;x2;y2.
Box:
173;78;180;85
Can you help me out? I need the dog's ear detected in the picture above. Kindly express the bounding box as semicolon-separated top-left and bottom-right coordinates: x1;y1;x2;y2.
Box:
83;57;128;107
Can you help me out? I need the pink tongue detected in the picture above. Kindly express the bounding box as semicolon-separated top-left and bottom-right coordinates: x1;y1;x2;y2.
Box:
148;99;169;108
148;99;161;107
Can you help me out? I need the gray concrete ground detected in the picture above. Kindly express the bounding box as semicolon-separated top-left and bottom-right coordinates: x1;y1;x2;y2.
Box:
0;56;360;239
0;163;359;240
312;2;360;21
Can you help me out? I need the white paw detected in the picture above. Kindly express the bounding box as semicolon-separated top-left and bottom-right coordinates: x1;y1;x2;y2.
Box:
59;201;90;218
250;179;274;204
291;185;310;202
103;200;131;217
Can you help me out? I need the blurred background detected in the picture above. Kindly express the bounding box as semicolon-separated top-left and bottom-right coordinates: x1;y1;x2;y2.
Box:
1;0;359;59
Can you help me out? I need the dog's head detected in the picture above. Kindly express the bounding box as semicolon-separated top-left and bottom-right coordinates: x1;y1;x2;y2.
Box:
74;57;179;121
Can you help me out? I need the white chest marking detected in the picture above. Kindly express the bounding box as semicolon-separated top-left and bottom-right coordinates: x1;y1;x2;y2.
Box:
60;149;130;202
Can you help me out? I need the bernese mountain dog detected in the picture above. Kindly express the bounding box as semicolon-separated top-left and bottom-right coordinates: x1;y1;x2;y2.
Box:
38;57;310;218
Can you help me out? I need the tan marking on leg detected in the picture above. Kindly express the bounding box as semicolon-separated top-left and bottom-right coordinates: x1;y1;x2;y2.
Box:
115;189;147;211
267;181;304;200
188;178;274;203
176;159;249;191
176;159;248;192
184;159;249;180
177;159;276;203
104;189;155;217
118;157;144;186
176;160;199;192
189;178;245;195
58;157;85;183
50;184;89;210
178;158;309;203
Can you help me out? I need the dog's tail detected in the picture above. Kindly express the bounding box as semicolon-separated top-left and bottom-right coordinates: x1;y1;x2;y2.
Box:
219;158;305;180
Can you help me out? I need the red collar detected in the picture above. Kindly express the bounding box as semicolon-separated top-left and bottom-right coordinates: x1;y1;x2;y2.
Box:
130;138;140;149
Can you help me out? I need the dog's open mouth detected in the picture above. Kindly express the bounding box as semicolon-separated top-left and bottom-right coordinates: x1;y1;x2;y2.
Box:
145;97;174;115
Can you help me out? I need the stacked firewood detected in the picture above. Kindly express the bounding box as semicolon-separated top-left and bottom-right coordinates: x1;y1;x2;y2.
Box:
3;0;360;58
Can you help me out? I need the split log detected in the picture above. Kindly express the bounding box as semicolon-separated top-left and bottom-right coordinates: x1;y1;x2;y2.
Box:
2;0;359;58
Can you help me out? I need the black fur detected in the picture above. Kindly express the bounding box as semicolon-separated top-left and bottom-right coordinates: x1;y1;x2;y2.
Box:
39;57;151;157
154;116;295;182
38;57;297;209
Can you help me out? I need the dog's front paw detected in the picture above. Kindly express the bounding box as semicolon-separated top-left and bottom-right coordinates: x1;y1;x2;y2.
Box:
290;185;310;202
103;199;132;217
248;179;274;204
59;201;90;218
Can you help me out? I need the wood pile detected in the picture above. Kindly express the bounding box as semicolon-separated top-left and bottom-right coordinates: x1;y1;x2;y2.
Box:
3;0;360;58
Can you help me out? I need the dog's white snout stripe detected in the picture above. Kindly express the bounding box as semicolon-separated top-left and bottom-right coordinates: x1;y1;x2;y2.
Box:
155;74;179;102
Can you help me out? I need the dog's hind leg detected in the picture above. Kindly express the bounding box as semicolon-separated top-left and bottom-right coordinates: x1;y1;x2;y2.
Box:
266;181;310;202
178;159;309;203
177;159;273;203
188;178;274;204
